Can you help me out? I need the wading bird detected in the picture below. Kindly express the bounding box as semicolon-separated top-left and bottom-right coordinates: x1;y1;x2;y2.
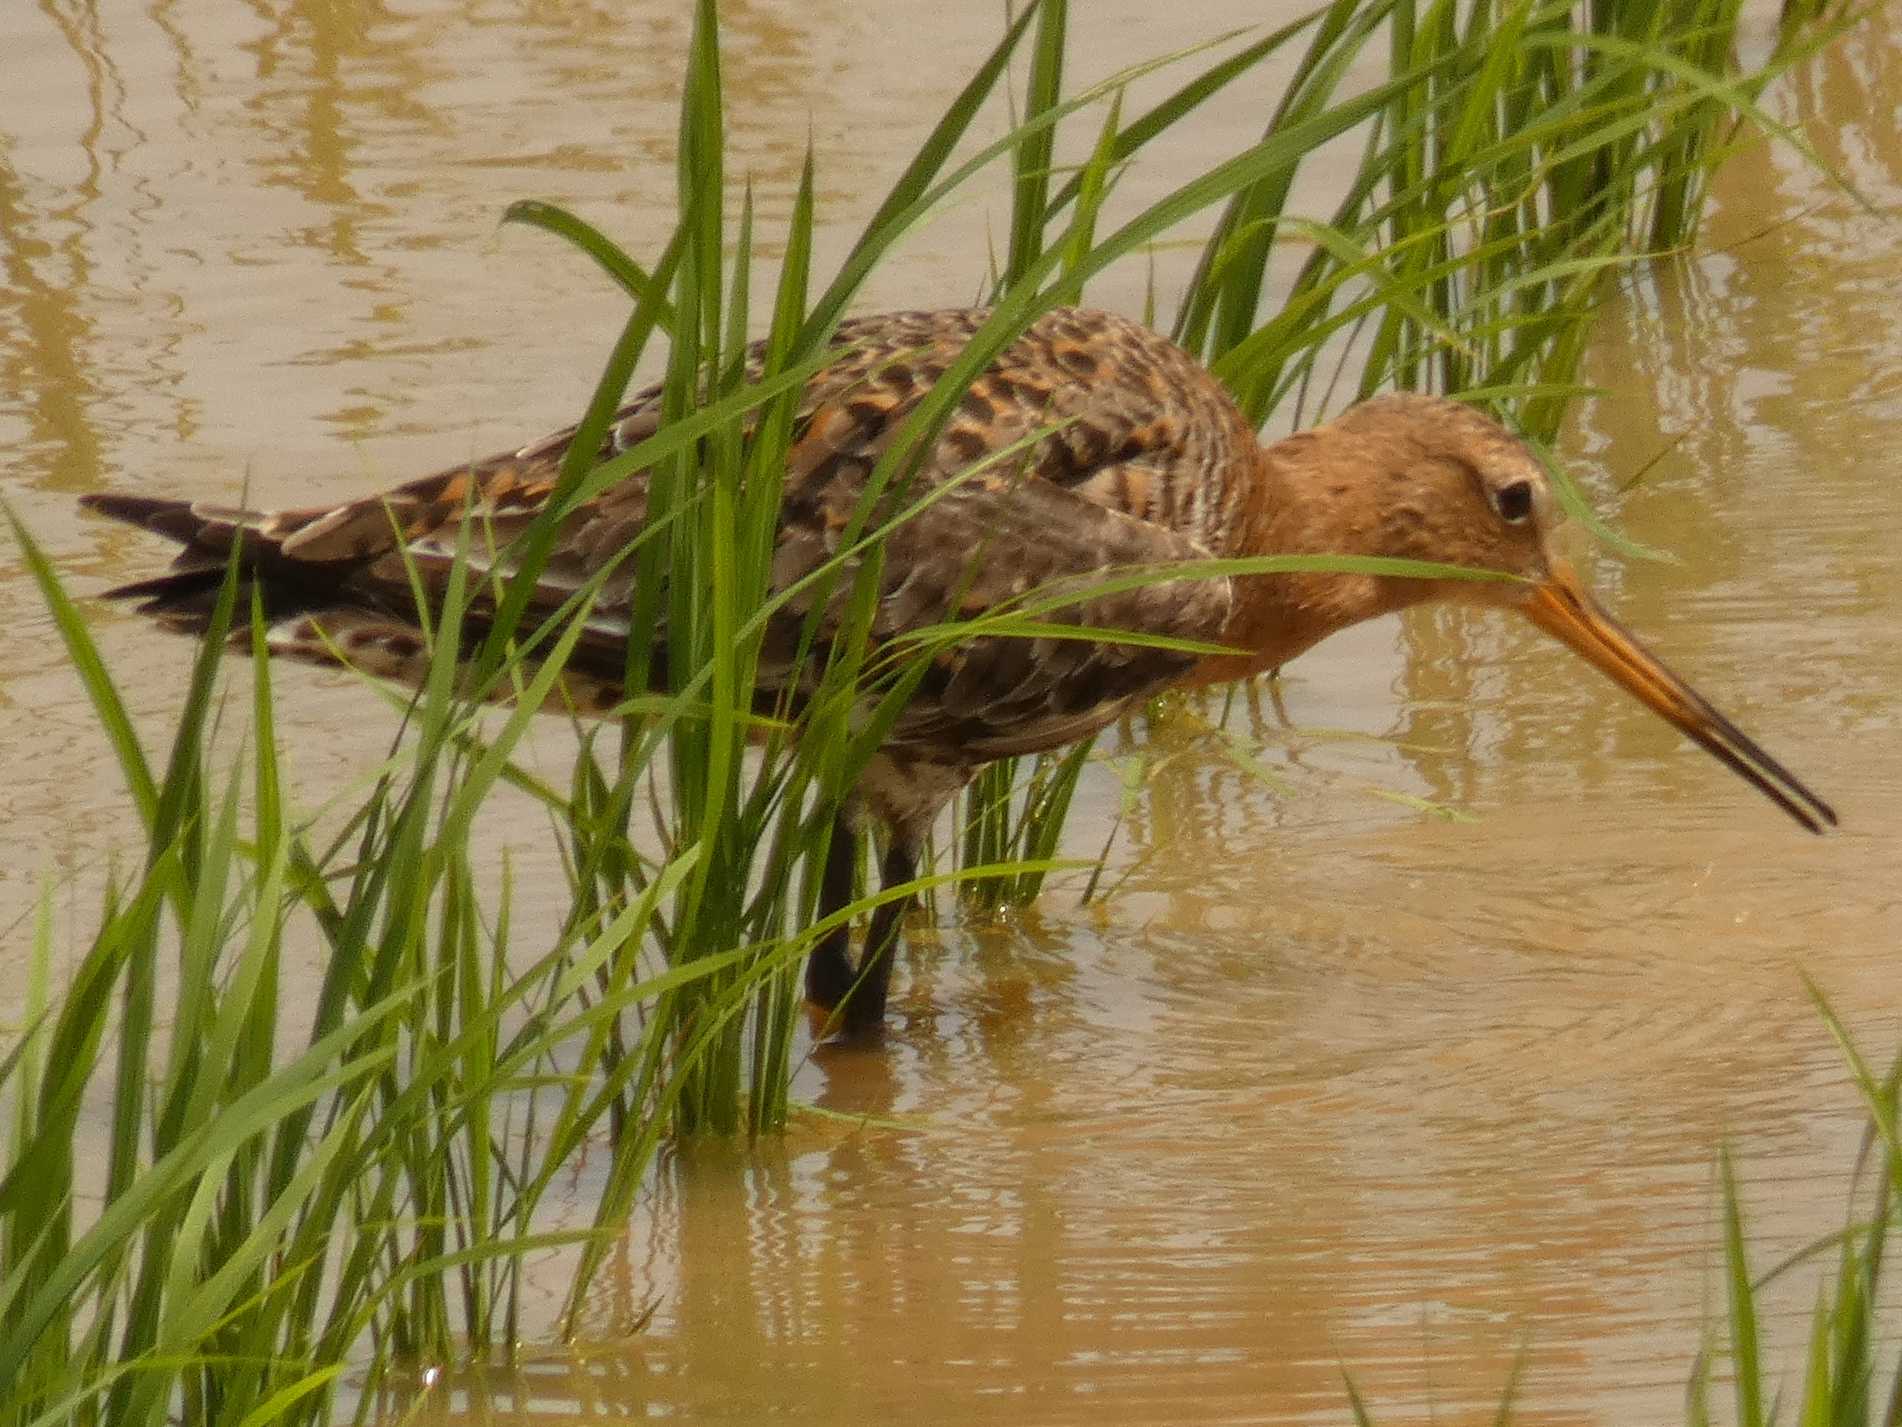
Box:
80;306;1835;1036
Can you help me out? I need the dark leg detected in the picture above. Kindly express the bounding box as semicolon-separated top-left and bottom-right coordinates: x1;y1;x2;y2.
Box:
805;812;860;1009
837;838;919;1038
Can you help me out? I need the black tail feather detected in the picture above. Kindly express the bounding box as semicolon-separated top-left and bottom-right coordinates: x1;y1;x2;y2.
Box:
78;485;643;685
77;492;225;546
80;491;347;630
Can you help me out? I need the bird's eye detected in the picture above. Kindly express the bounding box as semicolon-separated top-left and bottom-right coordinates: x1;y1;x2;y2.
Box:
1494;480;1534;524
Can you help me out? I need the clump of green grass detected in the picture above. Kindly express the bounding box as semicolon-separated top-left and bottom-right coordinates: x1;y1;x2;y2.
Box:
0;520;739;1422
1345;988;1902;1427
1688;984;1902;1427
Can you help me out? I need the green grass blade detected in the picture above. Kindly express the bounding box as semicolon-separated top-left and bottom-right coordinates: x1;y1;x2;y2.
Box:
1721;1144;1765;1427
5;506;157;828
502;199;680;332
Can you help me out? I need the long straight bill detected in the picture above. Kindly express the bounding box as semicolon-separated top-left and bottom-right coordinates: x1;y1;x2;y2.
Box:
1524;562;1836;834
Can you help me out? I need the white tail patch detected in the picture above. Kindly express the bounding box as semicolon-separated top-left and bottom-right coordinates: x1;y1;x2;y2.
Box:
260;611;625;715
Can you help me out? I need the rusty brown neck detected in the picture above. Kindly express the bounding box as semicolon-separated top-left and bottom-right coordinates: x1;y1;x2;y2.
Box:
1184;427;1429;688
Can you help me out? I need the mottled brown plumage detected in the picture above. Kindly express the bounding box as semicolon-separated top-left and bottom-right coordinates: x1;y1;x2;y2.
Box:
79;305;1835;1036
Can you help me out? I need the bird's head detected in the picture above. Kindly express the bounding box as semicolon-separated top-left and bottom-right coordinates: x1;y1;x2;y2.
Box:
1317;391;1563;593
1284;392;1835;833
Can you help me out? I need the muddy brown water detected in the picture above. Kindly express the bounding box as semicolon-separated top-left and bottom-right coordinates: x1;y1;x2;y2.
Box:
3;2;1899;1423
